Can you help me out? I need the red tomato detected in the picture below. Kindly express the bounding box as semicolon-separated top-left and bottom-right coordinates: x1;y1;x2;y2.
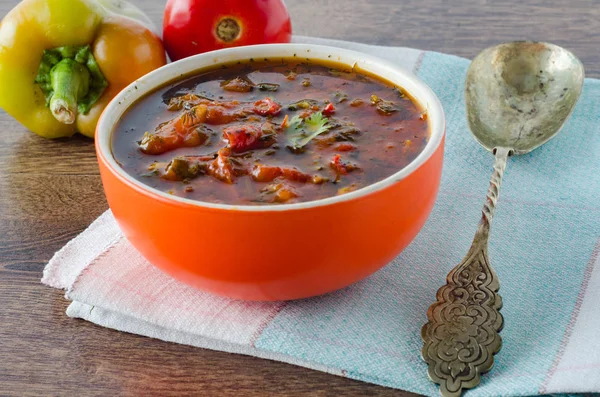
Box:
323;103;336;115
253;97;281;116
163;0;293;61
222;124;263;152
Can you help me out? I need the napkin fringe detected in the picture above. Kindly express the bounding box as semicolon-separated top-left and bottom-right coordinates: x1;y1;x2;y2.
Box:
66;300;346;379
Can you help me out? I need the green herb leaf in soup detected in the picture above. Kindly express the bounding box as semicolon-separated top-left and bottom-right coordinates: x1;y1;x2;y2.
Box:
286;111;331;149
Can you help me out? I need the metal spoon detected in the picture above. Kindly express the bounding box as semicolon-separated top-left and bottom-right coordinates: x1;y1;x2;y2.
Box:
421;41;584;397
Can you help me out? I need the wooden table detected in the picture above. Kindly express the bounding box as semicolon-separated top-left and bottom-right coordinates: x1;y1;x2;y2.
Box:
1;0;598;395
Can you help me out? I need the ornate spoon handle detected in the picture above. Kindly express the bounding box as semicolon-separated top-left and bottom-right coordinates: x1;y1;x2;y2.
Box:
421;147;510;397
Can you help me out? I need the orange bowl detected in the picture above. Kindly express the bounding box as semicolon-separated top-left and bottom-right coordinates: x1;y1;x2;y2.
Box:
95;44;445;301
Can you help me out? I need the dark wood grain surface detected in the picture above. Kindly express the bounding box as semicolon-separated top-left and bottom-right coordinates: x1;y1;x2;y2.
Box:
1;1;599;396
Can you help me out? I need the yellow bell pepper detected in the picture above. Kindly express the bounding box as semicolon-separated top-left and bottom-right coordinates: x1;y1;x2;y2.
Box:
0;0;167;138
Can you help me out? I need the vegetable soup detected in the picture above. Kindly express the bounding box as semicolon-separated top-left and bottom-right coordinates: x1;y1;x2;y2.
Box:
112;59;429;205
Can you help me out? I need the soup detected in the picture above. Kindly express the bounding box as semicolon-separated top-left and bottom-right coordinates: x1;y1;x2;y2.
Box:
112;59;429;205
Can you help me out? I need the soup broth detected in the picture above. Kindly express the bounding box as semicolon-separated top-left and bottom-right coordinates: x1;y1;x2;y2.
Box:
112;59;429;205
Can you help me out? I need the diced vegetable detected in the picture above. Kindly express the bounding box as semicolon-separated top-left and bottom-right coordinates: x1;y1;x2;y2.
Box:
251;165;284;183
168;94;213;111
162;157;210;181
323;103;336;116
337;184;358;195
208;149;236;184
287;99;320;111
370;95;400;115
333;143;357;152
274;186;298;203
139;122;211;155
221;77;254;93
330;154;359;175
251;165;315;183
253;98;282;116
223;124;274;153
257;83;280;92
260;183;298;203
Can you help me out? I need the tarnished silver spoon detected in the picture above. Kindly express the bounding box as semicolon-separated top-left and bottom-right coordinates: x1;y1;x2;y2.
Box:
421;41;584;397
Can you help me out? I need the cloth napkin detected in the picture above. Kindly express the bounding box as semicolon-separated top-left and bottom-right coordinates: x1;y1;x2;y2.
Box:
42;36;600;397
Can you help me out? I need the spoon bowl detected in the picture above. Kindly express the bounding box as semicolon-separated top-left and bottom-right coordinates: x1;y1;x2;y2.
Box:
465;41;584;154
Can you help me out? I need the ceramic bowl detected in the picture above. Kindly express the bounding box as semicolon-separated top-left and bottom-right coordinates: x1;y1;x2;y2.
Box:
95;44;445;301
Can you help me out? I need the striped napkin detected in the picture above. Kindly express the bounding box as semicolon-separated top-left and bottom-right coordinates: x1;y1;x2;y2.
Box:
42;36;600;396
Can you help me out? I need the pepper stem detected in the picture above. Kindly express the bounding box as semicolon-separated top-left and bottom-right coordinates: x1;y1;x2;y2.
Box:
49;59;90;124
35;46;108;125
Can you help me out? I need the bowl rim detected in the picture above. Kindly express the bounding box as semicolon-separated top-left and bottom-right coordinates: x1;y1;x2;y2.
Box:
96;43;445;212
